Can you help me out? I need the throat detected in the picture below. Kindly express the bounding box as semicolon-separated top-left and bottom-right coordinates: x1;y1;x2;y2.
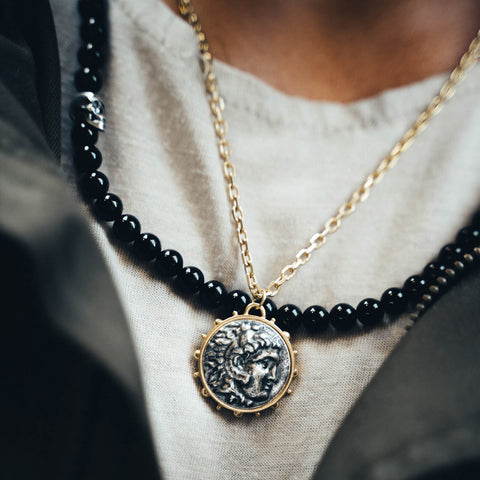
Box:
168;0;480;102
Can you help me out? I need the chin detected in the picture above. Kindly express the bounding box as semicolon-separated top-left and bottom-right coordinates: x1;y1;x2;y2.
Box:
246;391;268;401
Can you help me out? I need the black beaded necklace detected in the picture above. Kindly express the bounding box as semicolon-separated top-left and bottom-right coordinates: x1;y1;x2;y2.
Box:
72;0;480;337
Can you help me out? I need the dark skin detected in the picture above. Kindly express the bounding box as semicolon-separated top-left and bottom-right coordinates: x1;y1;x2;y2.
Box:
165;0;480;102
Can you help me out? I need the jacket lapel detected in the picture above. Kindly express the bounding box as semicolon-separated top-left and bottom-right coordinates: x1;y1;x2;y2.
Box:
313;269;480;479
0;1;161;478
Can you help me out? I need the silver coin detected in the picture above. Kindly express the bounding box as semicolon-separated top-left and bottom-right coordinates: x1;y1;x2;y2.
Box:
198;316;295;413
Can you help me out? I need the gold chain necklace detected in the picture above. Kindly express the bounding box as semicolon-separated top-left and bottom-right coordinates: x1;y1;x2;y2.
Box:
177;0;480;416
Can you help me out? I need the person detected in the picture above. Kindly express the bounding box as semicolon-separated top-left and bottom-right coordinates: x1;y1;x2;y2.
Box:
1;0;479;479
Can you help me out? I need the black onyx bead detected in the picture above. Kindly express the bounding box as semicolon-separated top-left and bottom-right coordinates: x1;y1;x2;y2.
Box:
94;193;123;221
72;121;98;146
112;214;141;242
176;266;204;294
329;303;357;331
403;275;428;303
380;288;408;316
456;226;480;249
225;290;251;315
133;233;161;261
74;67;103;93
439;243;464;264
79;170;108;199
199;280;228;309
74;144;102;171
356;298;384;327
275;304;302;333
251;297;277;320
264;298;277;320
422;262;448;281
156;250;183;277
81;17;107;45
302;305;329;334
78;0;106;19
78;43;105;68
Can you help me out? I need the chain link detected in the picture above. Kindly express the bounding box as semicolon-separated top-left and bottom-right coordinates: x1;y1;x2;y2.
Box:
177;0;480;299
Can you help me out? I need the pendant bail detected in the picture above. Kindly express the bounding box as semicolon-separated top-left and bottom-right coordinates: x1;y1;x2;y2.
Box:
245;289;267;317
253;288;267;307
244;302;266;318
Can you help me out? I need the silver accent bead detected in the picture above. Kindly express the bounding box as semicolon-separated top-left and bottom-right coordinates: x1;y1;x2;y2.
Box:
70;91;105;131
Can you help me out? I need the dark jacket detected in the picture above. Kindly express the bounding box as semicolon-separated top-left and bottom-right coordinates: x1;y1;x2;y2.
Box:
1;1;479;479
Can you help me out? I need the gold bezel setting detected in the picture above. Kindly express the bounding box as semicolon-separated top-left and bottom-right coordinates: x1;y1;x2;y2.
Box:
194;309;297;417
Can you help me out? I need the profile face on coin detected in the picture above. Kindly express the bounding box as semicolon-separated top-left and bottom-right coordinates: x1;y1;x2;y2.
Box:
199;316;294;412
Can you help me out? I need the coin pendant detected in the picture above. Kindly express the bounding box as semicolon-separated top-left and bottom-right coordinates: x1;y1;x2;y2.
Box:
194;304;297;417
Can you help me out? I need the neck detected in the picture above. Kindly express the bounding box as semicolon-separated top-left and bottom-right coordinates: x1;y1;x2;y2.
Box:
167;0;480;102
